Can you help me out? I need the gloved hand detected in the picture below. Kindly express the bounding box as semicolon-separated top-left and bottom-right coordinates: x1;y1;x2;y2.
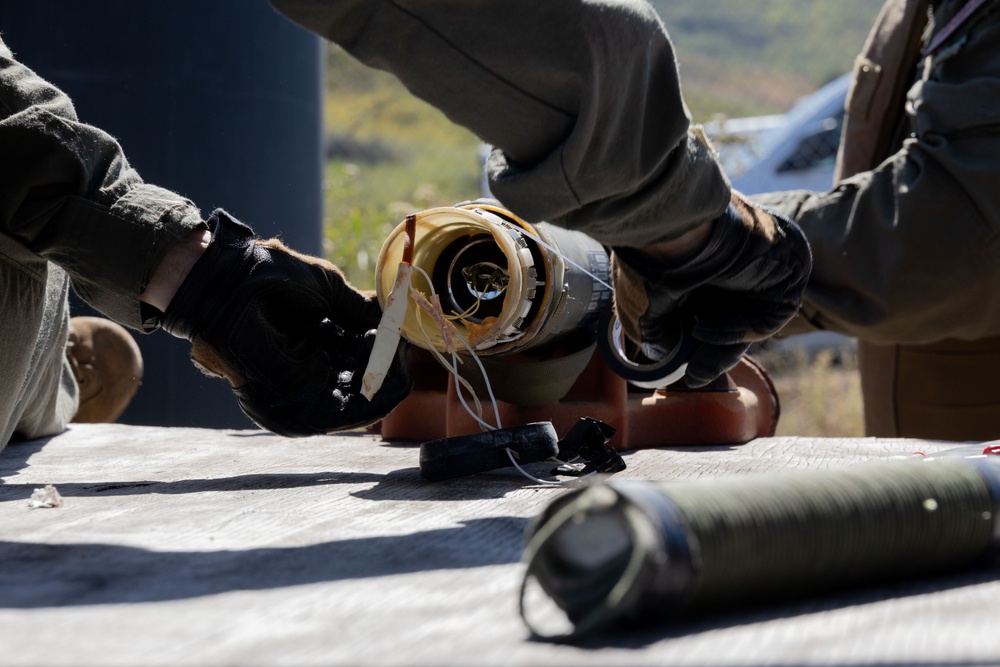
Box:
162;210;412;436
612;192;812;388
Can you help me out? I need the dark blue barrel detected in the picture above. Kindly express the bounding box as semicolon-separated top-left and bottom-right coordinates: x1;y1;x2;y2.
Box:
0;2;324;428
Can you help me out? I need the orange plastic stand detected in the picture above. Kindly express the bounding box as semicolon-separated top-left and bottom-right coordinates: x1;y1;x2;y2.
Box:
377;348;779;450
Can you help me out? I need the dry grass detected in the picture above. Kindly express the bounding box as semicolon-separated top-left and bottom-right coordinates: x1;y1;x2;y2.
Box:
757;347;865;438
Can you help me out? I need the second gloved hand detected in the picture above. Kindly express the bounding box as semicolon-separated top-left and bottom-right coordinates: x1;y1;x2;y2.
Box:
612;192;812;388
162;210;412;436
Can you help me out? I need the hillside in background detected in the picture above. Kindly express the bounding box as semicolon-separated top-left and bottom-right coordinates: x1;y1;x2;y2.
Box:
322;1;882;288
652;0;880;118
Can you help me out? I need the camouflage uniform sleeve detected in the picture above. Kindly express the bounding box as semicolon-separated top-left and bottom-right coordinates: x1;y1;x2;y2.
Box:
0;38;205;330
756;4;1000;345
270;0;731;247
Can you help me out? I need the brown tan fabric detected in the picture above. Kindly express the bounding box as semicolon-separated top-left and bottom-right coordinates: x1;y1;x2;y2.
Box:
861;336;1000;439
842;0;1000;439
767;0;1000;439
846;0;929;437
834;0;931;182
758;0;1000;350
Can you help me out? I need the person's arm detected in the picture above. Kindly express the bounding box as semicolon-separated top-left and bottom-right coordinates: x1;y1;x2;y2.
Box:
757;7;1000;346
0;38;204;330
270;0;731;248
270;0;811;388
1;37;411;433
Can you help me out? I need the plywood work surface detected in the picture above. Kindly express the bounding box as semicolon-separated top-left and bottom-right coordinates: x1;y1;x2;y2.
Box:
1;424;998;666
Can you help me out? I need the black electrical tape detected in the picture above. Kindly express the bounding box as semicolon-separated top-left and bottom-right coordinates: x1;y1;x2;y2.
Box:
520;457;1000;640
595;306;692;388
420;422;559;482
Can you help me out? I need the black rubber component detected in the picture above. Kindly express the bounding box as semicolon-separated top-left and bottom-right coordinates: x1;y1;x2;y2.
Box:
419;422;559;481
596;306;692;388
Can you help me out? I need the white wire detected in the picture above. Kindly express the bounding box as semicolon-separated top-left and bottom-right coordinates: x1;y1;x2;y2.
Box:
408;264;503;431
404;239;585;487
504;447;599;487
412;296;496;431
414;314;498;432
450;352;501;432
514;225;614;292
505;448;565;486
448;328;503;431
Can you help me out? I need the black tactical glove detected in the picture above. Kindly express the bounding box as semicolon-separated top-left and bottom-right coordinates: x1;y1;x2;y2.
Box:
612;192;812;388
162;210;412;436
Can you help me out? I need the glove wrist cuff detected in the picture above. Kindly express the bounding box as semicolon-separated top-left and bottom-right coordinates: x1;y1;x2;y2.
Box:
161;209;256;340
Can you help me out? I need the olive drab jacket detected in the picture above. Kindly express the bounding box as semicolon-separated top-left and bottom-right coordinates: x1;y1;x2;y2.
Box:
761;0;1000;439
0;37;205;331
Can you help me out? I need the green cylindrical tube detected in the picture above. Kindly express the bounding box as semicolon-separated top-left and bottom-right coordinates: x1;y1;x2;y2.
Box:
520;457;1000;639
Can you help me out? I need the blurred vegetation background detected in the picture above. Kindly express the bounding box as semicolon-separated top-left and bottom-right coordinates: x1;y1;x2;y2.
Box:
654;0;879;117
322;0;881;436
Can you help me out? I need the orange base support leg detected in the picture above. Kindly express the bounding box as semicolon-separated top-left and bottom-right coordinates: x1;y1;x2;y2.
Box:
377;348;779;450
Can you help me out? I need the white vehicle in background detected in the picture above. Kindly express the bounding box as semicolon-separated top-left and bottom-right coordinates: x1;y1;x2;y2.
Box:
709;73;851;196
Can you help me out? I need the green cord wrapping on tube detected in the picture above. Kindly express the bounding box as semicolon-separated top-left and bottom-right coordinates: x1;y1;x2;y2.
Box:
665;459;995;611
520;458;1000;640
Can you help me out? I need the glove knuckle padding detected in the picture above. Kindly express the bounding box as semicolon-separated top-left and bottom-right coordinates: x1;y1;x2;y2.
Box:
255;237;382;328
227;282;329;385
163;209;411;436
610;191;811;385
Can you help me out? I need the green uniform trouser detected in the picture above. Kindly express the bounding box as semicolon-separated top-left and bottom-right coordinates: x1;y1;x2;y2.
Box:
1;39;203;449
0;233;77;445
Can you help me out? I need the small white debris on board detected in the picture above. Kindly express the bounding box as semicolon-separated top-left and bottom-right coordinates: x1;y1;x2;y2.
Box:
28;484;64;509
